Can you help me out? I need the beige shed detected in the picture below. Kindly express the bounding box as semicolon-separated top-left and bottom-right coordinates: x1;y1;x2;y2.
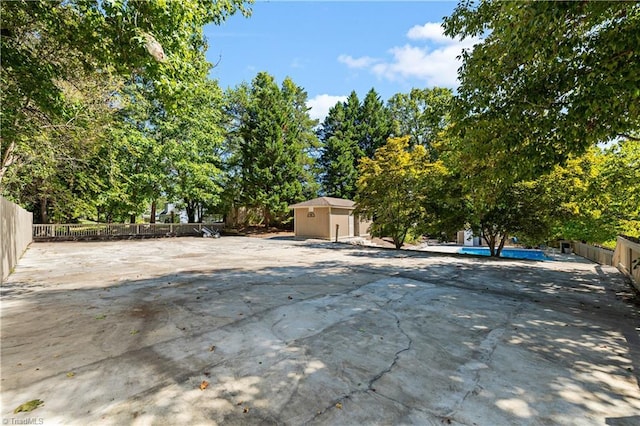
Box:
288;197;371;240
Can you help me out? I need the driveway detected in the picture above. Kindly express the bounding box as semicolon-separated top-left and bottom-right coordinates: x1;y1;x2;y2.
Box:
1;237;639;425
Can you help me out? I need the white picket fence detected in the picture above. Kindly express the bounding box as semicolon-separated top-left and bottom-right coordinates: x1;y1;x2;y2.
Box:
32;223;224;241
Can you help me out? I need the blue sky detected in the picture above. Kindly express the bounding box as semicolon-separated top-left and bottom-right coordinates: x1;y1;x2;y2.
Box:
204;1;478;121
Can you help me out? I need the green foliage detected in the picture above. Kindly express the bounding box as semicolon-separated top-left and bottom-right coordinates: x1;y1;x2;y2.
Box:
162;79;227;223
438;128;560;256
1;67;121;222
357;88;394;159
96;78;166;222
356;136;447;249
443;1;640;181
388;87;454;159
318;89;392;199
474;181;558;256
1;0;251;222
541;140;640;244
232;72;318;226
317;96;361;199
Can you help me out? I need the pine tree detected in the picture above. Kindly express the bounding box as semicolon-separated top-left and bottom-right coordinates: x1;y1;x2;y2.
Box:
236;72;317;226
317;92;362;199
358;88;393;159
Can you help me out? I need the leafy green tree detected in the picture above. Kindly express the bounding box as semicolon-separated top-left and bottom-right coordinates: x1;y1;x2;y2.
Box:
437;129;559;256
98;78;168;223
162;79;227;223
387;87;453;159
443;1;640;179
1;66;120;223
356;136;446;249
235;72;318;226
601;139;640;239
468;181;557;256
1;0;251;186
541;140;640;245
218;84;251;224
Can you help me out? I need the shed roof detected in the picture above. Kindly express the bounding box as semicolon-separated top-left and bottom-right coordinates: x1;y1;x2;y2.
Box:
289;197;355;209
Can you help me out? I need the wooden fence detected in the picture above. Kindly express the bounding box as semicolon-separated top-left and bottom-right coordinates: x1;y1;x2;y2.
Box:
32;223;224;242
2;196;33;282
573;237;639;292
612;236;640;292
573;242;614;266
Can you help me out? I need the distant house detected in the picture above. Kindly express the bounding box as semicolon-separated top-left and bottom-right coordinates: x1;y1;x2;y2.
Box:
158;203;189;223
288;197;371;240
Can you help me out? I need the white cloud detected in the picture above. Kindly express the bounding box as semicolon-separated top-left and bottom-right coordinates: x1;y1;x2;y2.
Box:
340;22;482;89
338;54;379;69
406;22;457;44
307;94;348;121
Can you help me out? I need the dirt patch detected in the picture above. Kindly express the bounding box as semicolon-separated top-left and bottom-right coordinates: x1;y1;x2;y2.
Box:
129;303;163;319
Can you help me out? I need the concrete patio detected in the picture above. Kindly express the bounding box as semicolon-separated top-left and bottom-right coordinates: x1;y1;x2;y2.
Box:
1;237;639;425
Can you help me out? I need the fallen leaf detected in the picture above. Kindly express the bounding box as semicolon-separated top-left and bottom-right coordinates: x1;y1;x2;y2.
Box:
67;372;75;378
95;314;106;320
243;407;249;413
130;329;139;335
237;401;243;406
199;380;209;390
14;399;44;414
209;345;216;352
335;402;342;409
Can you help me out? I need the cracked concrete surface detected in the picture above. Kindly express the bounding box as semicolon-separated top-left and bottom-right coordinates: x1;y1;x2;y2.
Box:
1;237;639;425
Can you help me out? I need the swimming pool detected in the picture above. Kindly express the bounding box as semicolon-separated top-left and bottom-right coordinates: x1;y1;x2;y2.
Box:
458;247;552;261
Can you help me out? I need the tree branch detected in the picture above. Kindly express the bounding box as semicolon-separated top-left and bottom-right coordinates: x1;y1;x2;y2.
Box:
617;133;640;141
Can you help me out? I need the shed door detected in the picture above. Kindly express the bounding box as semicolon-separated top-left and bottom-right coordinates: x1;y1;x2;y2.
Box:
348;213;354;237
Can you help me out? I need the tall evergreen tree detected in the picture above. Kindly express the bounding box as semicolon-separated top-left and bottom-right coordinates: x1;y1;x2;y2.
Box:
357;88;393;159
236;72;317;226
317;91;362;199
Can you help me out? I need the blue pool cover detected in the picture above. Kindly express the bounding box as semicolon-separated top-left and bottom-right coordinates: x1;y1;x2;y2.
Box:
458;247;552;261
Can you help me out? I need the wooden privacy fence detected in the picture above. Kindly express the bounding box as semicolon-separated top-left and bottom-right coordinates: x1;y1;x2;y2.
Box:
32;223;224;242
573;242;614;266
612;236;640;291
573;237;640;292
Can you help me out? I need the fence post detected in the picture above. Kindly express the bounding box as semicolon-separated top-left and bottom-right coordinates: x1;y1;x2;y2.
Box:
335;224;339;242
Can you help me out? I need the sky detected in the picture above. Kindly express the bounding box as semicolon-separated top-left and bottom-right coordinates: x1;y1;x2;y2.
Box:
204;1;478;121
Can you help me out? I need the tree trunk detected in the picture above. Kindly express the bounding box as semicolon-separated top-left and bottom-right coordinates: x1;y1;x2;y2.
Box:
40;197;49;224
130;213;136;224
482;227;497;256
1;96;32;184
197;205;204;223
186;200;195;223
495;234;508;257
264;207;271;228
0;140;16;183
393;229;407;249
150;200;157;224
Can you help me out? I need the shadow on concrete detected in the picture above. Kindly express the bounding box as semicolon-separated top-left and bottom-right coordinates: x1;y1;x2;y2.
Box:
2;242;639;424
606;415;640;425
